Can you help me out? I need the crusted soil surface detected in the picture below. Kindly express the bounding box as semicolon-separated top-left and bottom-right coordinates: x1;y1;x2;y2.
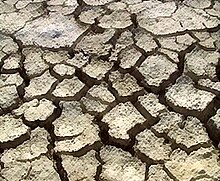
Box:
0;0;220;181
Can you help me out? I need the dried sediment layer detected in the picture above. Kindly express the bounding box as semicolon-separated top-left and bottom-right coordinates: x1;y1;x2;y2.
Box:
0;0;220;180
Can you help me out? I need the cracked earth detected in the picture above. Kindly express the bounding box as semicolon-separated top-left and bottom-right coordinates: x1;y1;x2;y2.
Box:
0;0;220;180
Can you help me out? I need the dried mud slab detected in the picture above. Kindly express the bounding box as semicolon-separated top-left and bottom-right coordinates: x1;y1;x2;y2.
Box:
22;48;49;77
81;82;115;113
138;54;178;87
0;114;29;144
0;128;60;181
185;48;220;80
135;129;172;161
15;13;88;48
61;150;100;181
1;128;50;162
100;146;146;181
165;75;215;112
52;77;85;98
98;11;132;29
83;59;113;80
148;164;173;181
13;99;56;122
165;147;220;180
102;102;146;140
207;109;220;145
75;29;115;56
119;46;142;69
1;156;60;181
1;0;220;180
137;3;220;35
53;101;100;152
0;85;20;110
83;0;114;6
109;71;143;97
153;112;211;148
25;71;57;99
138;93;166;118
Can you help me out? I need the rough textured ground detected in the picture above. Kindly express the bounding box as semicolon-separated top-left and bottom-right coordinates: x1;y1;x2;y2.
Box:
0;0;220;180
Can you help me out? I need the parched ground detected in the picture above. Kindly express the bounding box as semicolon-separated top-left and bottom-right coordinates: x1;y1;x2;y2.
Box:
0;0;220;180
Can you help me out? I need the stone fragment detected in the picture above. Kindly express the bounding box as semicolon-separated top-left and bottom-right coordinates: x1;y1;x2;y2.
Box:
81;82;115;113
109;71;142;97
53;101;100;152
52;77;84;98
23;48;49;77
53;64;75;76
185;49;219;79
1;128;49;163
138;93;166;118
1;156;60;181
83;0;114;6
15;13;88;48
75;29;114;56
79;7;105;24
0;114;29;143
0;85;19;109
119;46;142;69
165;75;215;111
61;150;100;181
207;109;220;144
100;146;145;181
13;99;55;122
153;112;210;148
165;148;220;180
148;164;174;181
135;129;172;161
83;59;113;80
138;54;177;87
102;102;146;140
25;71;57;99
135;31;157;53
99;10;132;29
